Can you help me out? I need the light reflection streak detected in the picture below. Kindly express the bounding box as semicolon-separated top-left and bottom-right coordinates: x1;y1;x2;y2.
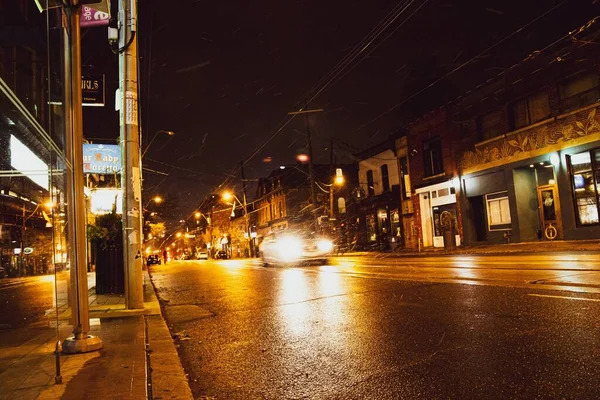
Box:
278;269;310;336
318;266;343;297
220;259;245;275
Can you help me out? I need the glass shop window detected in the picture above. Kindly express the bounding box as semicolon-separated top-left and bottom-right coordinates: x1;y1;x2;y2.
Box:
568;150;600;225
486;191;511;230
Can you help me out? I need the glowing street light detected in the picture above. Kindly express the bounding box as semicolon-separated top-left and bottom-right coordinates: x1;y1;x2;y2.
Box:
145;195;163;209
220;190;253;257
222;191;233;202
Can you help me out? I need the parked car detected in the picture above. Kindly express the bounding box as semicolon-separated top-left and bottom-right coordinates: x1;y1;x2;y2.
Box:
259;230;333;267
0;266;6;278
146;254;162;265
197;251;208;260
214;250;229;260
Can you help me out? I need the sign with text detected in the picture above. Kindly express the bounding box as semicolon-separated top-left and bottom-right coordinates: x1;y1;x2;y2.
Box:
80;6;110;28
83;144;121;174
82;74;105;106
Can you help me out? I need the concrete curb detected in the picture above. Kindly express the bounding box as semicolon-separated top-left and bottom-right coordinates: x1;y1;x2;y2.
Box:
145;315;193;399
144;271;194;400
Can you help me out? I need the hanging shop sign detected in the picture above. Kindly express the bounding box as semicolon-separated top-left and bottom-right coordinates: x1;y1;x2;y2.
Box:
80;6;110;28
83;144;121;174
82;74;105;106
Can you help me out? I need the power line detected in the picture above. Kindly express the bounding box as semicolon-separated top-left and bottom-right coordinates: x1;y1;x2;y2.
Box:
298;0;416;108
355;0;572;132
220;0;427;188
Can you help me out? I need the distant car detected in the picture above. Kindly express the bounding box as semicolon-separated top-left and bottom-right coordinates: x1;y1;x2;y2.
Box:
259;230;333;267
146;254;162;265
197;251;208;260
214;250;229;260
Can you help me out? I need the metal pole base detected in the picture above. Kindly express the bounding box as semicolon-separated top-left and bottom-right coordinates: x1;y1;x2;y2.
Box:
62;335;103;354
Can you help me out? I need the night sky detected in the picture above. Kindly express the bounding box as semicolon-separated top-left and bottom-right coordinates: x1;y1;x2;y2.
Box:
81;0;599;224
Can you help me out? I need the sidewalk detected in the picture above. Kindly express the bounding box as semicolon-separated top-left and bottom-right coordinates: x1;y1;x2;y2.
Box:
340;238;600;257
1;271;193;400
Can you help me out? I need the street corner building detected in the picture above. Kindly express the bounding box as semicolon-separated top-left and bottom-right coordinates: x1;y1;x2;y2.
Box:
345;21;600;250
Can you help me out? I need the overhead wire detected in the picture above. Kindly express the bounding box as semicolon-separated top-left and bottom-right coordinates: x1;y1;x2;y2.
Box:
447;15;600;114
218;0;426;190
297;0;415;108
355;0;571;133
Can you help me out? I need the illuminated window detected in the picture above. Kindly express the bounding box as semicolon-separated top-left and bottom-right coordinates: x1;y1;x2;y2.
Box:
486;192;511;230
337;197;346;214
568;150;600;225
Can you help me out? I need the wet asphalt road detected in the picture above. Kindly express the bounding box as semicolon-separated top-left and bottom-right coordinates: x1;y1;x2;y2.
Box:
150;256;600;400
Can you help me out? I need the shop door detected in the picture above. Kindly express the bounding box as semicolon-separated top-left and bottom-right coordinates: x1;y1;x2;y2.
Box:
419;193;433;247
537;185;562;240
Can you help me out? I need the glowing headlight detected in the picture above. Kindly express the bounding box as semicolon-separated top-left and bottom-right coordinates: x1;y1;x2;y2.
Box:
317;239;333;252
277;237;302;260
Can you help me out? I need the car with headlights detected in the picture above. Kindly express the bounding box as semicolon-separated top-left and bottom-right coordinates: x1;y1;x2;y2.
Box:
197;250;209;260
259;230;333;267
146;254;162;265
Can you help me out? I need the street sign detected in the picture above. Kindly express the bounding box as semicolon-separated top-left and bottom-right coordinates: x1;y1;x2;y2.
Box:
23;247;34;255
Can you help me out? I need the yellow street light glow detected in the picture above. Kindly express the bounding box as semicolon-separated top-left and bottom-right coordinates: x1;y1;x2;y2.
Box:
153;196;163;203
195;212;201;219
222;191;233;202
45;201;54;208
334;176;344;185
175;232;182;238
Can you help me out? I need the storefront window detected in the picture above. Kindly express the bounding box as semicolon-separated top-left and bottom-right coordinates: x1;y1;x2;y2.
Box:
366;214;377;242
569;151;600;225
432;204;457;238
390;209;401;238
486;191;511;230
0;4;71;392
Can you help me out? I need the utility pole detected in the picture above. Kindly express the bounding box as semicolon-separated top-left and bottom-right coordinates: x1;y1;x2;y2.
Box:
240;160;254;257
287;108;323;225
61;2;102;353
329;137;335;218
119;0;143;309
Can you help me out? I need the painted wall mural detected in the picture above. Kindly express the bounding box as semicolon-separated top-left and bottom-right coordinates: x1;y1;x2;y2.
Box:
461;106;600;173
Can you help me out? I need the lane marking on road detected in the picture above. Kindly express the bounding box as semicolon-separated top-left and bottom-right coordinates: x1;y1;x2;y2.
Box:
528;294;600;302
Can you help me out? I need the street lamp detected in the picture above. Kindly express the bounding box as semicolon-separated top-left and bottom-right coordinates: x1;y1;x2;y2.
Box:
329;169;345;218
142;130;175;158
221;190;253;257
144;195;162;209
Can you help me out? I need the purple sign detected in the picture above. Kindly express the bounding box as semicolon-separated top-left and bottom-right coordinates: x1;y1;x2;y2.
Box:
80;6;110;28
